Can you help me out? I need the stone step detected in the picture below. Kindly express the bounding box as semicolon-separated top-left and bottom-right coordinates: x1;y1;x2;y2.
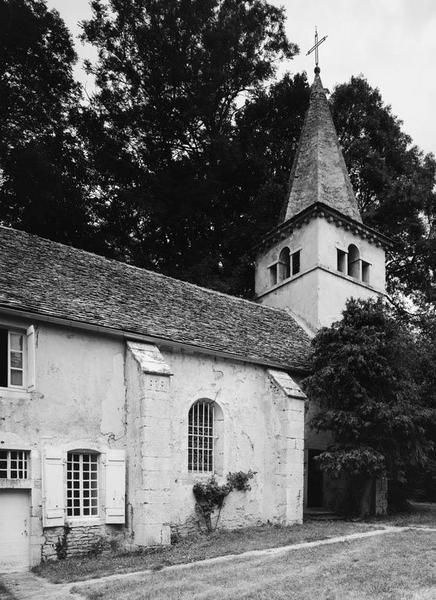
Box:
304;509;344;521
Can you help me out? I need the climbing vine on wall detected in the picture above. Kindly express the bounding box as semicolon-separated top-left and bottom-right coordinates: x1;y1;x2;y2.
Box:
193;470;256;532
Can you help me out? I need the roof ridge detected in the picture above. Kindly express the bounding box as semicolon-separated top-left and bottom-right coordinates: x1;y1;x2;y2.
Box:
0;225;292;318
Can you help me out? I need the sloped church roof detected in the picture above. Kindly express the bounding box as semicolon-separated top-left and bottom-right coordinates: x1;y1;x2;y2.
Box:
281;72;362;224
0;226;311;371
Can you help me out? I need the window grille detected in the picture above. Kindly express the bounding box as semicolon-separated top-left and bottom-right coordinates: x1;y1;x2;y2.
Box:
0;450;29;479
188;401;214;472
67;452;99;517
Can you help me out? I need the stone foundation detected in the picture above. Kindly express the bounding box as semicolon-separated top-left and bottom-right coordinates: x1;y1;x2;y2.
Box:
42;524;127;561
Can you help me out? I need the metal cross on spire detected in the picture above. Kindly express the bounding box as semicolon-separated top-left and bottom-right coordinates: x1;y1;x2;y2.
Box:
306;27;328;74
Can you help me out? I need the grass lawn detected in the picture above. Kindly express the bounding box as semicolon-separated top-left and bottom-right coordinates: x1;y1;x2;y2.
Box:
34;520;379;584
0;581;16;600
72;529;436;600
376;502;436;527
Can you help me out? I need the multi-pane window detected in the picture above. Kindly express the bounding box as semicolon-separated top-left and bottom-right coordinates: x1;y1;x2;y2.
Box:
188;401;214;473
0;450;29;479
0;329;24;387
67;453;99;518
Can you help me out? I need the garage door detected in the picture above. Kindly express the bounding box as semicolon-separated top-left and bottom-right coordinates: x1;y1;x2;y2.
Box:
0;490;30;572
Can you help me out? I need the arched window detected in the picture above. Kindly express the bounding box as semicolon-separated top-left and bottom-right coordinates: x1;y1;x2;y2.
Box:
188;400;223;473
347;244;360;279
278;247;291;281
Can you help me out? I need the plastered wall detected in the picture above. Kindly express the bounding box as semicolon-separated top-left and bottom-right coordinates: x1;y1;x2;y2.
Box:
0;315;127;564
125;346;306;544
1;312;306;562
256;217;386;331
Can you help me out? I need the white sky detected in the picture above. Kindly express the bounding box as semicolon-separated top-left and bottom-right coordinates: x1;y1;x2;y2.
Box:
47;0;436;157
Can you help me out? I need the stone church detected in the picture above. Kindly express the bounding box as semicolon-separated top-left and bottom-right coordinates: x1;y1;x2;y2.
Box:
0;70;390;571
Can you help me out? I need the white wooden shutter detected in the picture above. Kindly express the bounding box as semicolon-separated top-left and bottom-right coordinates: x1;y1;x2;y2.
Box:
26;325;36;391
105;449;126;524
43;447;65;527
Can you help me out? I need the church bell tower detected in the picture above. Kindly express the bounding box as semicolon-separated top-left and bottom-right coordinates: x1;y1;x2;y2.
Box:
255;67;391;333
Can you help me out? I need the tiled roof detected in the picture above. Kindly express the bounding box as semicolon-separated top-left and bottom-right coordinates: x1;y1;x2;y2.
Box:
281;73;362;224
0;226;311;371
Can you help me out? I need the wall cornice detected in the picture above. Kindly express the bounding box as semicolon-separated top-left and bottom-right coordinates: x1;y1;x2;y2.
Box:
256;202;394;256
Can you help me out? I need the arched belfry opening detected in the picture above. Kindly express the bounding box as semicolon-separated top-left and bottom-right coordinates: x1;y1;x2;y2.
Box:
278;247;291;281
347;244;360;279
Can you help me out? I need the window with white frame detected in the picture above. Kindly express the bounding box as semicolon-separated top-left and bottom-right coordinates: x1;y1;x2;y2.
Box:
0;449;29;479
188;400;215;473
67;452;99;518
0;329;25;387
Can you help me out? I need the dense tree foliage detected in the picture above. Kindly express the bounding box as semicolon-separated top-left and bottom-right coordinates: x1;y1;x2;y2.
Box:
0;0;434;306
304;299;436;514
79;0;299;292
331;77;436;305
0;0;96;247
407;314;436;501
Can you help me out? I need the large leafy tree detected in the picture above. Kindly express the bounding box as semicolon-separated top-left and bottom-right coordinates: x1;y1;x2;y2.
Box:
304;298;435;515
80;0;298;291
0;0;95;247
331;77;436;304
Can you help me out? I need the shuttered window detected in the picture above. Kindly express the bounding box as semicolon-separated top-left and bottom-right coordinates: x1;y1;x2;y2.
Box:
188;400;215;472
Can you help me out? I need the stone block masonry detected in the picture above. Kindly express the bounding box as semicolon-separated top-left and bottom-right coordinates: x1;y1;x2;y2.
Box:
41;524;126;561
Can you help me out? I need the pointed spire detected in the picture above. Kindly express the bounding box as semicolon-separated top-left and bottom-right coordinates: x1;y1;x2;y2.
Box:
281;72;362;224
